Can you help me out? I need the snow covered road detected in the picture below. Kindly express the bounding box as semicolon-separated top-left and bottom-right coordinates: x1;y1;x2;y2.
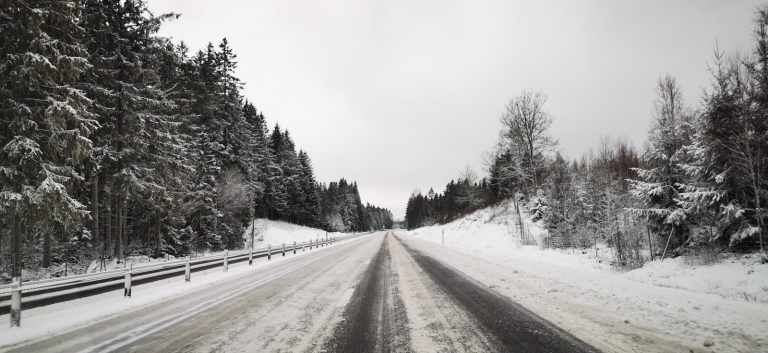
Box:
1;233;381;352
0;231;670;353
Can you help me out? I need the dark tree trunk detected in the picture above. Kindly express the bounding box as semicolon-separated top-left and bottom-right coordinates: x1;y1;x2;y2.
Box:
42;231;51;268
12;214;21;279
156;215;161;258
123;201;128;252
92;173;99;243
105;193;112;257
115;195;123;261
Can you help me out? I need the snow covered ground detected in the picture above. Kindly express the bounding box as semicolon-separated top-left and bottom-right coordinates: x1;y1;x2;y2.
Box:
75;219;344;275
622;254;768;304
401;200;768;352
246;218;346;247
406;199;768;303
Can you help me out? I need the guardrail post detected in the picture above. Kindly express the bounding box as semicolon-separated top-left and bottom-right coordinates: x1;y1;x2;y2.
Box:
293;241;297;254
185;256;191;282
10;277;21;327
124;264;132;297
268;244;271;261
282;243;285;257
249;249;253;265
310;239;313;250
302;242;306;252
223;250;229;272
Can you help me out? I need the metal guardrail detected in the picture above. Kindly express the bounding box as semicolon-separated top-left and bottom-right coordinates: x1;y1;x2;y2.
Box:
3;233;369;325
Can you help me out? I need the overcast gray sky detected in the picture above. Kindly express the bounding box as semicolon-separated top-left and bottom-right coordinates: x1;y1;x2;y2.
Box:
147;0;756;219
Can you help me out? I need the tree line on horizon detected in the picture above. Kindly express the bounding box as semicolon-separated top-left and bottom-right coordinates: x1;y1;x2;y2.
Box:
406;7;768;266
0;0;392;280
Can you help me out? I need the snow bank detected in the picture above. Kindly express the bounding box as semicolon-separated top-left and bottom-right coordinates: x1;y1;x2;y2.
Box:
72;220;340;275
622;254;768;303
244;219;345;247
407;200;613;272
407;200;768;303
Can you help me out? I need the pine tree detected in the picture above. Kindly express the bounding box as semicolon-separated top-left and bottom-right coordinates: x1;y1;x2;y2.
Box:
81;0;179;260
264;124;289;219
629;75;692;249
680;14;768;250
677;50;737;245
279;131;305;224
1;0;98;271
298;151;320;227
488;151;515;200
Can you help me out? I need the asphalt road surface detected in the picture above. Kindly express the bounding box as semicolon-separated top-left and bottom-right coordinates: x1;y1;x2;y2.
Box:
3;232;599;353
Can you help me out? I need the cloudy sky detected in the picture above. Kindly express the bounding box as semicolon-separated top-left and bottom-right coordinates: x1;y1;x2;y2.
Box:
147;0;755;219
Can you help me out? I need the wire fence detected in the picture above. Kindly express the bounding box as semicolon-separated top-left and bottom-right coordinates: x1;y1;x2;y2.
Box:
512;199;538;246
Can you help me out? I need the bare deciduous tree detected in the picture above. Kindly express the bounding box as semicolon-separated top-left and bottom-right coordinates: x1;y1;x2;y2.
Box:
500;90;557;191
217;169;252;219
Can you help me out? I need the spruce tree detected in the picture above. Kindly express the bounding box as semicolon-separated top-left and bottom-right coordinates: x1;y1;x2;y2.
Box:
1;0;98;270
81;0;178;260
629;75;692;249
298;151;320;227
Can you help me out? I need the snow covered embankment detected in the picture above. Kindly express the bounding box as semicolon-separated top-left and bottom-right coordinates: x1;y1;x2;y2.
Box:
404;200;768;352
83;219;341;274
246;219;344;248
407;200;768;303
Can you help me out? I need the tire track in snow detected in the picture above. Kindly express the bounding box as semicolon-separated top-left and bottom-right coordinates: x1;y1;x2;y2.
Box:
395;235;600;353
321;232;412;353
